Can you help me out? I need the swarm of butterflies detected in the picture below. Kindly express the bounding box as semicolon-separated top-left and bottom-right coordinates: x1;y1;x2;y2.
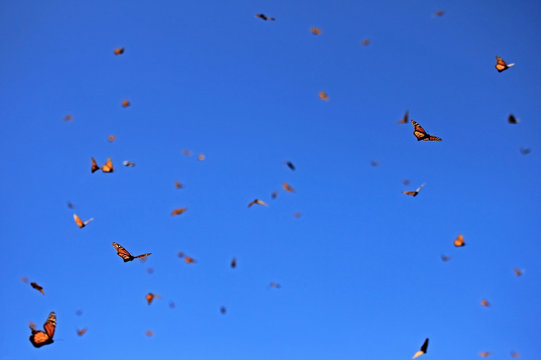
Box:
24;11;526;359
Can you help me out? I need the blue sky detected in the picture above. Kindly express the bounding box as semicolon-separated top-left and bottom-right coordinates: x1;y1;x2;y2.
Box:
1;0;540;359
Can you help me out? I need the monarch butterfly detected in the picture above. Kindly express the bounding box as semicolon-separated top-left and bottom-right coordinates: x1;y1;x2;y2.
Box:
255;13;275;21
177;251;185;258
411;120;442;141
412;338;429;359
454;234;465;247
519;147;531;155
29;312;56;348
67;202;75;209
513;268;523;276
481;299;490;307
434;10;445;16
181;149;193;156
269;282;281;288
64;114;73;121
114;48;125;55
112;242;152;262
73;214;94;228
282;182;295;193
402;179;411;185
31;282;44;295
146;293;161;305
479;351;492;357
231;257;237;268
284;161;296;171
310;27;322;35
508;114;519;124
91;157;100;173
174;181;183;189
495;56;514;72
121;99;130;107
101;158;114;173
122;160;135;167
145;330;154;337
184;256;196;264
171;208;187;216
319;91;329;101
76;328;87;336
107;135;116;142
197;154;205;161
511;351;520;358
248;199;268;207
441;255;451;262
403;183;426;197
220;306;227;314
293;212;302;218
146;267;154;274
271;191;278;199
361;39;370;46
370;161;380;167
398;110;409;124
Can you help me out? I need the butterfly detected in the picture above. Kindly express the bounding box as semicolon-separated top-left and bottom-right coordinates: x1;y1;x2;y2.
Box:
197;154;205;161
441;255;451;262
146;267;154;274
31;282;45;295
269;282;281;288
361;39;370;46
112;242;151;262
319;91;329;101
519;147;531;155
171;208;187;216
145;330;154;337
513;268;523;276
146;293;161;305
495;56;514;72
181;149;193;156
248;199;268;207
284;161;296;171
122;99;131;107
310;27;322;35
454;234;465;247
114;48;125;55
370;161;380;167
402;179;411;185
479;351;492;357
398;110;409;124
220;306;227;314
511;351;520;358
481;299;490;307
411;120;442;141
122;160;135;167
174;181;183;189
29;312;56;348
107;135;116;142
64;114;73;121
434;11;445;16
21;276;29;284
184;256;196;264
255;13;275;21
282;182;295;193
293;212;302;218
76;328;87;336
91;157;100;173
67;202;75;209
403;183;425;197
231;258;237;268
102;158;114;173
271;191;278;199
508;114;519;124
412;338;429;359
73;214;93;228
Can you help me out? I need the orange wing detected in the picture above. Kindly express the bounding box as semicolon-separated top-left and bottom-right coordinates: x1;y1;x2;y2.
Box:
73;214;93;228
108;135;116;142
319;91;329;101
122;99;130;107
77;328;87;336
282;182;295;193
411;120;442;141
101;158;114;173
31;282;45;295
513;268;523;276
481;299;490;307
454;234;465;247
91;157;100;173
171;208;187;216
184;256;196;264
398;110;409;124
114;48;125;55
479;351;492;357
310;27;322;35
146;293;161;305
248;199;267;207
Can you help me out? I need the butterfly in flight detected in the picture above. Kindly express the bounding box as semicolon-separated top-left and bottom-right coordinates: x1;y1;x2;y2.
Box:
73;214;93;228
197;154;205;161
403;183;425;197
29;312;56;348
174;181;183;189
411;120;442;141
402;179;411;185
121;99;131;108
112;242;151;262
171;208;187;216
361;39;370;46
31;282;44;295
255;13;275;21
76;328;87;336
184;256;196;264
513;268;523;276
269;282;281;288
114;48;125;55
145;330;154;337
107;135;116;142
67;202;75;209
412;338;429;359
91;157;100;173
282;182;295;193
370;161;380;167
479;351;492;357
181;149;193;156
231;257;237;268
441;255;451;262
519;147;531;155
123;160;135;167
91;157;114;173
495;56;514;72
146;293;161;305
271;191;278;199
310;27;322;35
481;299;490;307
508;114;519;124
319;91;329;101
454;234;465;247
284;161;296;171
434;10;445;16
220;306;227;314
398;110;409;124
248;199;268;207
64;114;73;121
511;351;520;358
293;212;302;218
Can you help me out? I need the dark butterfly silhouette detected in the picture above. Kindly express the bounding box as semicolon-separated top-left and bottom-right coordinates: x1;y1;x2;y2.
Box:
412;338;429;359
256;14;275;21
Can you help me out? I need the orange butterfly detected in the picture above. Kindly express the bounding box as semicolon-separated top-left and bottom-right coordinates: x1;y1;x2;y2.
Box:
310;27;322;35
412;338;429;359
511;351;520;358
513;268;523;276
479;351;492;357
101;158;114;173
29;312;56;348
91;157;100;173
282;182;295;193
107;135;116;142
481;299;490;307
398;110;409;124
231;257;237;268
411;120;442;141
454;234;465;247
269;282;281;288
146;293;161;305
508;114;519;124
319;91;329;101
248;199;268;207
145;330;154;337
361;39;370;46
171;208;187;216
184;256;196;264
434;10;445;16
121;99;131;107
293;212;302;218
64;114;73;121
495;56;514;72
73;214;93;228
76;328;87;336
112;242;151;262
403;183;425;197
31;282;44;295
197;154;205;161
255;14;275;21
174;181;183;189
114;48;125;55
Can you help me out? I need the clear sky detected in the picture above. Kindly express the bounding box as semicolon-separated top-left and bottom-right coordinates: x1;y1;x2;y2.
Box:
1;0;540;359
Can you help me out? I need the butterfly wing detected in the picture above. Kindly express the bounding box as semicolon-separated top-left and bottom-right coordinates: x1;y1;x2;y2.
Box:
411;120;428;140
91;157;100;173
73;214;84;228
101;158;114;173
112;242;133;261
495;56;507;72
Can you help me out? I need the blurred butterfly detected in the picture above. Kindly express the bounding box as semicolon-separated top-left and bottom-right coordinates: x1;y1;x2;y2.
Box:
519;147;531;155
112;242;152;262
76;328;87;336
479;351;492;357
177;251;185;258
434;10;445;16
402;179;411;185
67;202;75;209
293;212;302;218
174;181;183;189
220;306;227;314
310;27;322;35
271;191;278;199
319;91;329;101
169;302;176;308
197;154;205;161
75;310;83;316
146;267;154;274
411;120;442;141
184;256;196;264
21;276;29;284
29;321;36;330
454;234;465;247
361;39;370;46
101;158;114;173
270;282;281;288
412;338;429;359
146;293;161;305
511;351;520;358
171;208;187;216
282;182;295;193
181;149;193;156
513;268;523;276
121;99;131;107
73;214;94;228
145;330;154;337
64;114;73;121
284;161;296;171
495;56;514;72
123;160;135;167
114;48;125;55
231;258;237;268
481;299;490;307
398;110;409;124
248;199;268;207
441;255;451;262
29;312;56;348
403;183;425;197
370;161;380;167
255;13;275;21
31;282;44;295
508;114;519;124
107;135;116;142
